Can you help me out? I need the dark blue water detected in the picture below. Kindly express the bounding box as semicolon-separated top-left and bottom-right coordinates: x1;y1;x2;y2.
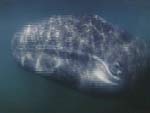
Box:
0;0;150;112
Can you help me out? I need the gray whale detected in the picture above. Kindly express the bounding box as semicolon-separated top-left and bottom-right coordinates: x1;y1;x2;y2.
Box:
11;15;149;94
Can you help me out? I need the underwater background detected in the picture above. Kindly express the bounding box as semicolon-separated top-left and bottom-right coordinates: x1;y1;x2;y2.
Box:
0;0;150;113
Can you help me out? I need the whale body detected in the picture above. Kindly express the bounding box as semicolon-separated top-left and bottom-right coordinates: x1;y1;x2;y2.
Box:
11;15;149;94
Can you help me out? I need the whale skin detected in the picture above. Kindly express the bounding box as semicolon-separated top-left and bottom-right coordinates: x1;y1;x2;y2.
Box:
11;15;149;94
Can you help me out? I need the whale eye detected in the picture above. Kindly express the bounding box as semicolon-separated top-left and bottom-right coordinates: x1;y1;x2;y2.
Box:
110;62;122;76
